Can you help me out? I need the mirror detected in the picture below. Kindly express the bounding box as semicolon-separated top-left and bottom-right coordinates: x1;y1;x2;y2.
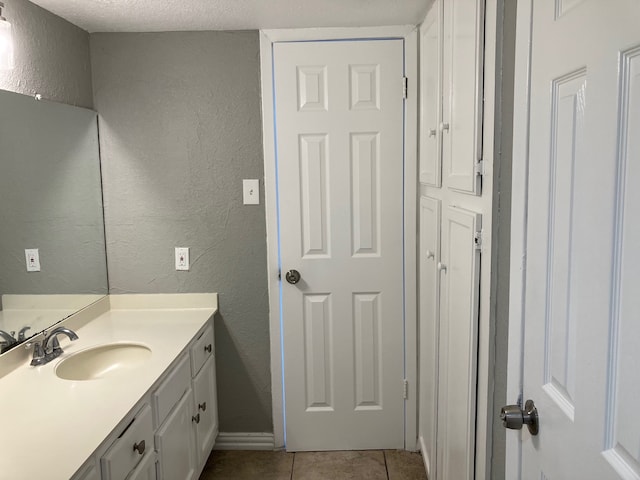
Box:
0;89;108;353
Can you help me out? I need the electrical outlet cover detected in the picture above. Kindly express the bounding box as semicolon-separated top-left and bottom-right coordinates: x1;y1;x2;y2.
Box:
175;247;189;271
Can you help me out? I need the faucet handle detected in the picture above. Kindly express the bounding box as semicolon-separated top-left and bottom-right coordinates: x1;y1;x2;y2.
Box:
30;343;46;366
50;336;62;353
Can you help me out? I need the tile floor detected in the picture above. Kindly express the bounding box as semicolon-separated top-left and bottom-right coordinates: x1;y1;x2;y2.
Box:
200;449;428;480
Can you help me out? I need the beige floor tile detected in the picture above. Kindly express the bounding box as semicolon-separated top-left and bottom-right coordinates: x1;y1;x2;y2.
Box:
384;450;428;480
292;450;387;480
200;449;294;480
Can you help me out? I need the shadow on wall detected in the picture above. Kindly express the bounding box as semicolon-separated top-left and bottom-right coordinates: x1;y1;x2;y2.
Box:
214;311;273;433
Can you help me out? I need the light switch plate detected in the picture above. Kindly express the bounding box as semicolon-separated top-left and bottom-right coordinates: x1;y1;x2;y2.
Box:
175;247;189;271
25;249;40;272
243;179;260;205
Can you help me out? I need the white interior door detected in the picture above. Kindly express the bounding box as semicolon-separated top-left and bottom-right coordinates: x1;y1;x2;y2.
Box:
273;39;405;451
514;0;640;477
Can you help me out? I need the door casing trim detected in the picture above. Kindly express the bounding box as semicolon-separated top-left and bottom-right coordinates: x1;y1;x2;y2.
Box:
506;0;534;478
259;25;419;451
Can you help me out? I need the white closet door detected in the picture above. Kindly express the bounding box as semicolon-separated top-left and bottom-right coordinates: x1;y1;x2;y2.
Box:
442;0;484;195
419;0;442;187
418;196;441;476
437;205;481;480
274;39;406;451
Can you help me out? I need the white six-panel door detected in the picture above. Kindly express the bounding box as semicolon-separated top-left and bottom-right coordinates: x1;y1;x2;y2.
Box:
273;39;405;451
516;0;640;477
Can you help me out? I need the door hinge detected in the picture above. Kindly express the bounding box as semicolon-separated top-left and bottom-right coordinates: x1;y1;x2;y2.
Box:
475;159;485;176
474;230;483;250
403;379;409;399
402;77;408;99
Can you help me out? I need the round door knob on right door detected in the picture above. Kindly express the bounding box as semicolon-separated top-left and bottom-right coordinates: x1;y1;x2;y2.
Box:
500;399;539;436
285;269;301;285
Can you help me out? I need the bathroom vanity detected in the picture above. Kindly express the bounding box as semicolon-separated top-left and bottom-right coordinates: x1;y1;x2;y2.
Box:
0;294;218;480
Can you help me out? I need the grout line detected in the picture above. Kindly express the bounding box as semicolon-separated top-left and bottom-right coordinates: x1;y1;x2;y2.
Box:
290;451;296;480
383;450;390;480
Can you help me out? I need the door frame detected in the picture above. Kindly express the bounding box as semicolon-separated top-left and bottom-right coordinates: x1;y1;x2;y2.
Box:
506;0;534;478
259;26;418;450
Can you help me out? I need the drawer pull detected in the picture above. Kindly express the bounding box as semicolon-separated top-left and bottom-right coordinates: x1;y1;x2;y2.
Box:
204;344;212;354
192;413;201;424
133;440;145;455
198;402;207;412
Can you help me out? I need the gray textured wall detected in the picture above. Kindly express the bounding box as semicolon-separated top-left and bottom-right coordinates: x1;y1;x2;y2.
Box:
90;31;272;433
0;0;92;108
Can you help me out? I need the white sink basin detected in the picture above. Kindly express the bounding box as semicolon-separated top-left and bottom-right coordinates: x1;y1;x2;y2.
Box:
55;343;152;381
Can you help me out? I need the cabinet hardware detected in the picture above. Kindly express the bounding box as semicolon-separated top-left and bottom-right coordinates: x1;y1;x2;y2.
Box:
192;413;201;424
133;440;146;455
198;402;207;412
204;344;212;353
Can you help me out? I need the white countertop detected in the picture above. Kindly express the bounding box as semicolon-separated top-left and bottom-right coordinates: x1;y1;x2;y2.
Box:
0;294;105;340
0;294;218;480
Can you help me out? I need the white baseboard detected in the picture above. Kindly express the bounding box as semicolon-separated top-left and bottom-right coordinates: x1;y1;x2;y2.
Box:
418;435;432;478
214;432;276;451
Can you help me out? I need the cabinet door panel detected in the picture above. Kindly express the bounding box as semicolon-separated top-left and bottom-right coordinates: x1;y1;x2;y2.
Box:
420;1;443;187
193;355;218;466
418;196;441;476
437;205;481;480
442;0;485;195
155;389;197;480
126;450;156;480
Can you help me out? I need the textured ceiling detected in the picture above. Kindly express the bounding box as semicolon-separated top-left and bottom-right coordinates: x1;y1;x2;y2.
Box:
28;0;431;33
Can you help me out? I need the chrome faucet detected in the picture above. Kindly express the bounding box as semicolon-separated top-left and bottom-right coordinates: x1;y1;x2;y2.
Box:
17;325;31;341
0;330;17;352
0;329;16;345
30;326;79;366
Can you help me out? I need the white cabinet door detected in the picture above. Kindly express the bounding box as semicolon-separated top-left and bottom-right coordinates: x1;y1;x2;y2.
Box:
441;0;484;195
155;389;197;480
192;355;218;466
437;205;481;480
418;196;441;477
420;0;442;187
126;451;156;480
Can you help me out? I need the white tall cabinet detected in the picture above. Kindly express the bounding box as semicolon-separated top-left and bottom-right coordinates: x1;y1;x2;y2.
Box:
418;0;492;479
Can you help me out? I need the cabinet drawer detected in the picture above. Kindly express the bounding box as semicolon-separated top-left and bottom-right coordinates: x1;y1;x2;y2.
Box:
153;353;190;428
190;325;214;376
102;404;154;480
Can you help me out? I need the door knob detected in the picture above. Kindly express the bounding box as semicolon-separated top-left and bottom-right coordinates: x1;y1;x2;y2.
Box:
500;399;539;435
285;270;301;285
